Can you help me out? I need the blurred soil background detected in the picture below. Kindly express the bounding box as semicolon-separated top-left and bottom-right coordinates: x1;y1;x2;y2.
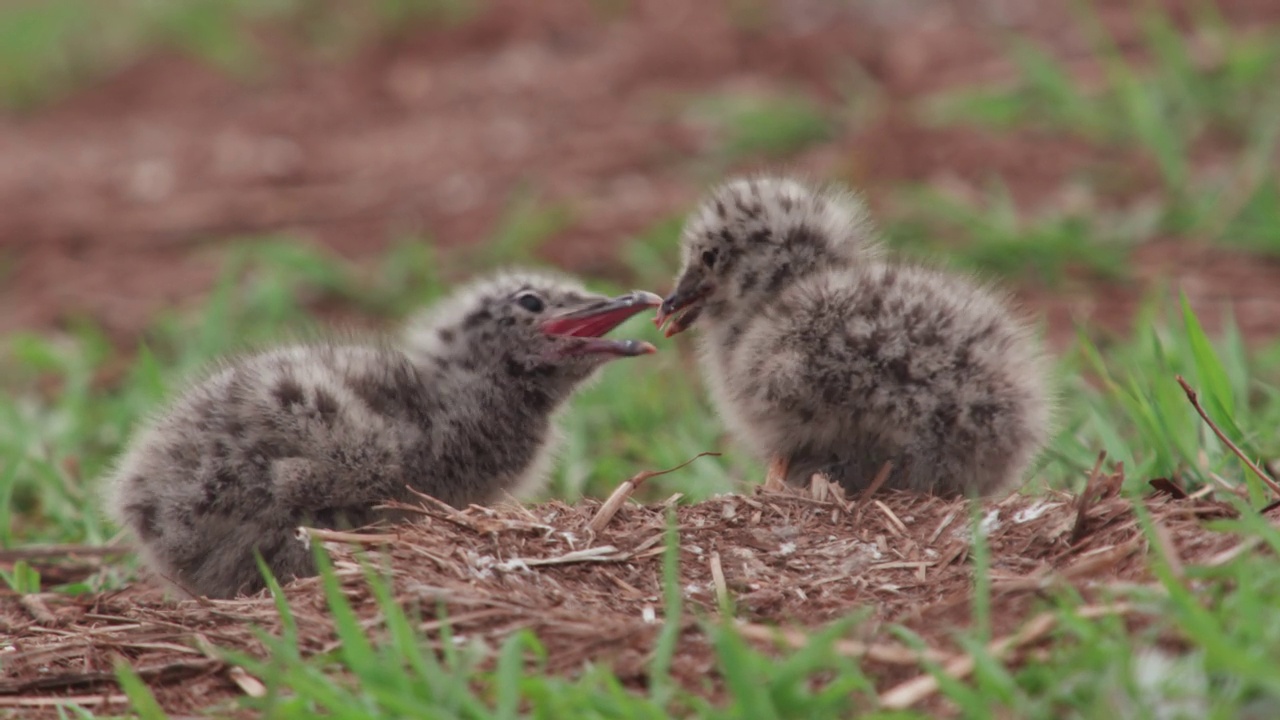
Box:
4;3;1280;716
2;0;1278;348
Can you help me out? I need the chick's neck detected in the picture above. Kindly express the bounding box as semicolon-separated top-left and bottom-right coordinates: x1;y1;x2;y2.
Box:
427;343;584;418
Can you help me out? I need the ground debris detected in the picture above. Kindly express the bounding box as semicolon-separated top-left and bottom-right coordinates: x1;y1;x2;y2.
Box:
0;488;1252;716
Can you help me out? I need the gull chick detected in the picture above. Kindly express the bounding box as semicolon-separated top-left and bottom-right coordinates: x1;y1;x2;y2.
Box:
105;270;660;598
656;176;1051;497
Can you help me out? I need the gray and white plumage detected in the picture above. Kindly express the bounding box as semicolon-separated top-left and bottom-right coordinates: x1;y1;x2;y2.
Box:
657;176;1052;497
104;270;659;598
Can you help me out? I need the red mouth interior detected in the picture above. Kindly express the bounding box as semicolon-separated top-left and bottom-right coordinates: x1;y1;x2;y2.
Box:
541;305;650;338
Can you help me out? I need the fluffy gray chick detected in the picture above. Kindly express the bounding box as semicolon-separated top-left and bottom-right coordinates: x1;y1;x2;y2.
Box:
656;176;1051;497
105;270;660;598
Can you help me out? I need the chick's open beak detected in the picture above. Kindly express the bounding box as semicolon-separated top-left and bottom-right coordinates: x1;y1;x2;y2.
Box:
654;278;711;338
540;290;663;357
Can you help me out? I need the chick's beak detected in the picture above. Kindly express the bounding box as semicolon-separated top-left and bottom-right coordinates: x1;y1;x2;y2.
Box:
654;275;712;338
539;290;663;357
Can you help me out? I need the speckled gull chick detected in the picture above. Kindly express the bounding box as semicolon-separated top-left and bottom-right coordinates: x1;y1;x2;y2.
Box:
655;175;1052;497
105;270;661;598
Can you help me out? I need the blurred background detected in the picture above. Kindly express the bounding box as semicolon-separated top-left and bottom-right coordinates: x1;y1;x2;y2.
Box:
1;0;1278;556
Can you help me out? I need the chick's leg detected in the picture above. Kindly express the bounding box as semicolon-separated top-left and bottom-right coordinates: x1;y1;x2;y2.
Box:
763;454;789;492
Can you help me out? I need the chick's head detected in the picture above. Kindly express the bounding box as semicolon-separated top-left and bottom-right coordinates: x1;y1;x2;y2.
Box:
407;271;661;383
657;175;881;336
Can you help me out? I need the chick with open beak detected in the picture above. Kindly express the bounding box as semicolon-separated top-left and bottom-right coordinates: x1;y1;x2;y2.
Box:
541;290;662;358
658;175;1052;499
104;269;660;598
654;273;710;338
655;176;881;338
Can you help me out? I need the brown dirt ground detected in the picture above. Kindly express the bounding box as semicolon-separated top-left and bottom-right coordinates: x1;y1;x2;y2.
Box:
2;2;1280;716
1;0;1279;346
0;474;1263;717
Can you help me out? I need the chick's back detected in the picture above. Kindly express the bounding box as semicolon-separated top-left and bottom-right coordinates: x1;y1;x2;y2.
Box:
104;344;446;596
706;262;1052;495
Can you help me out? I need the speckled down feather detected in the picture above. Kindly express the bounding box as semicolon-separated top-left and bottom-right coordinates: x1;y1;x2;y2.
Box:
104;270;657;598
660;176;1052;496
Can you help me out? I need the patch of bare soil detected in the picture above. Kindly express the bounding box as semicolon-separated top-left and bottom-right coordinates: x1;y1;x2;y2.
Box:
0;477;1256;717
1016;240;1280;350
2;1;1280;343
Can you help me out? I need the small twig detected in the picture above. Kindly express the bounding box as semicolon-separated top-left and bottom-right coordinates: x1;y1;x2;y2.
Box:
96;640;203;656
297;528;401;545
1207;471;1250;499
1176;375;1280;497
1148;477;1189;499
808;474;829;503
928;506;960;545
229;666;268;698
18;622;145;641
869;561;934;572
1204;536;1263;567
500;546;626;568
0;659;220;695
155;569;209;605
18;594;59;625
873;500;907;536
734;621;951;666
419;608;513;633
398;489;481;531
880;612;1057;709
588;452;720;534
1188;483;1215;500
759;492;853;510
1063;540;1143;580
709;552;729;610
0;544;133;563
880;604;1132;709
991;538;1142;593
1070;451;1108;545
857;461;895;506
0;695;129;708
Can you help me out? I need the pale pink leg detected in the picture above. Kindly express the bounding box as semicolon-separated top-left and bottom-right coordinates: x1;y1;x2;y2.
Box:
763;455;789;492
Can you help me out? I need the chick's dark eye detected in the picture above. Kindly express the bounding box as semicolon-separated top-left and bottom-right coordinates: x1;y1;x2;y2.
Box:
701;250;718;269
515;293;545;313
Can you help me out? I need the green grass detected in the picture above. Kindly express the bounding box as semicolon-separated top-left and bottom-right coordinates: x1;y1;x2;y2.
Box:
0;0;480;110
85;476;1280;719
1044;293;1280;497
4;206;1280;561
181;519;883;720
5;1;1280;717
923;4;1280;162
0;236;739;554
883;181;1149;286
684;92;835;164
5;231;1280;715
920;1;1280;250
